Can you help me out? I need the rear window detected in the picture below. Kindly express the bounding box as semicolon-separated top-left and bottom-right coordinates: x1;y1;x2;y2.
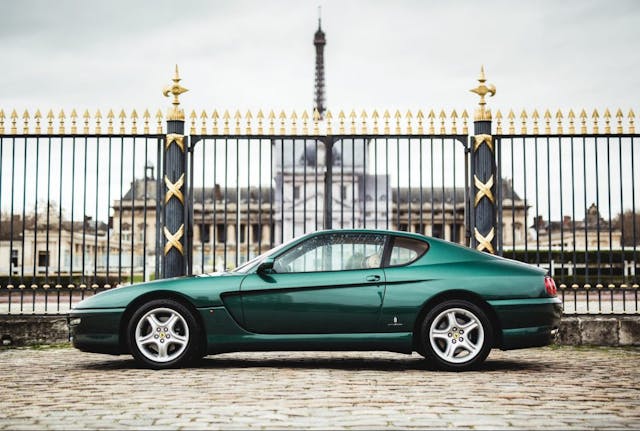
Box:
387;236;429;266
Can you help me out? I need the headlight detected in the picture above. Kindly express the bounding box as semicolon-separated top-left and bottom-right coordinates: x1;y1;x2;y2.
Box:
69;318;81;326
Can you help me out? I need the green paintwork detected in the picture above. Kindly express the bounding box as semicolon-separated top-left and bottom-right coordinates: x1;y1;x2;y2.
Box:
69;229;562;357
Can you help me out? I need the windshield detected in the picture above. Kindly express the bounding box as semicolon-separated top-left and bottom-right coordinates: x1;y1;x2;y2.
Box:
231;239;294;273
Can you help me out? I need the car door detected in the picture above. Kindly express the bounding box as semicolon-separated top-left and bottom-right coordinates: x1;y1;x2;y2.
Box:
239;232;387;334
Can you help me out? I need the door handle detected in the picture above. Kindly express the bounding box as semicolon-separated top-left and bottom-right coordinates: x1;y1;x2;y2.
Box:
366;275;381;282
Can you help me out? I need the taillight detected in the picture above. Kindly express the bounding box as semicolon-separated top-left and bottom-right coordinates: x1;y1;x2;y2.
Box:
544;276;557;297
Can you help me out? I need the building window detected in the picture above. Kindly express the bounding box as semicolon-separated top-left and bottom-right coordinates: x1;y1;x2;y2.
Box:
451;224;461;243
10;249;18;267
200;223;211;244
252;224;260;243
240;224;246;243
38;251;50;267
293;186;301;200
399;224;409;232
432;224;443;238
216;224;226;243
341;186;348;200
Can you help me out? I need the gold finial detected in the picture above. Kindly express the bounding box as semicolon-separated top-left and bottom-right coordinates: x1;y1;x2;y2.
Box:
212;110;220;134
22;109;30;134
495;110;502;134
543;109;551;134
223;110;230;134
615;108;623;134
338;110;346;134
416;110;424;134
592;109;599;134
119;109;126;134
428;109;435;134
555;110;563;134
372;110;380;134
532;109;540;135
131;109;138;134
382;110;390;134
256;109;264;135
470;65;496;121
302;110;309;134
106;109;114;134
35;109;42;134
95;110;102;134
568;109;575;134
10;109;18;134
507;109;515;134
290;110;298;135
361;110;369;134
312;109;320;135
628;109;635;134
162;64;188;121
520;110;528;134
268;110;275;135
461;110;469;134
394;110;402;134
82;110;90;134
58;109;66;134
190;110;197;134
404;110;412;134
70;109;78;134
235;110;243;134
604;108;611;133
579;109;587;134
155;109;163;133
439;110;446;134
200;110;208;135
278;110;286;135
143;109;150;134
451;110;458;134
325;110;333;135
349;109;357;134
0;109;5;134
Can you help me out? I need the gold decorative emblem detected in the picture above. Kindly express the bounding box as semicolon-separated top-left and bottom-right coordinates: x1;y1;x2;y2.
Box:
474;227;495;254
162;65;188;121
470;66;496;121
164;174;185;204
473;134;493;152
474;175;495;207
166;133;185;152
163;224;185;256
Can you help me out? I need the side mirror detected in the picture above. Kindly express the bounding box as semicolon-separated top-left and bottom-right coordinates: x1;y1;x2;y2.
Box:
256;258;274;274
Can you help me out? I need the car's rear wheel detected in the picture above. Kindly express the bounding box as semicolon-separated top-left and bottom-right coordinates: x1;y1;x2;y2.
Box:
419;299;492;371
127;299;200;369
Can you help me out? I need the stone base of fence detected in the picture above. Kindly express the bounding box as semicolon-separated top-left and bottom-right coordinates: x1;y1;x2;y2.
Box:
0;315;638;348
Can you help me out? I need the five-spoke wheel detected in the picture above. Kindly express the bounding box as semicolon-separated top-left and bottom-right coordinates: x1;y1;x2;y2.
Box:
128;299;200;369
419;299;492;371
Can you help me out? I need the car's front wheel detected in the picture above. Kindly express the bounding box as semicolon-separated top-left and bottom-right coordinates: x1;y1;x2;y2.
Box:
127;299;200;369
419;299;493;371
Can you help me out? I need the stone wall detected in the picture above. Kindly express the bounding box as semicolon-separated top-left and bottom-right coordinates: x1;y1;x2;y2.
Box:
0;315;639;347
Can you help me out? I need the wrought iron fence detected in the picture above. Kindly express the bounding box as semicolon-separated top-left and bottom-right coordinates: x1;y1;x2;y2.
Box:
0;109;164;314
0;103;638;315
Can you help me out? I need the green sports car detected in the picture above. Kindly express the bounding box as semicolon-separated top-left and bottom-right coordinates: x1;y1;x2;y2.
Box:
69;229;562;371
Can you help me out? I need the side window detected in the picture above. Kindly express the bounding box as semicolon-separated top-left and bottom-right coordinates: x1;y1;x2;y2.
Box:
387;236;429;267
273;233;386;273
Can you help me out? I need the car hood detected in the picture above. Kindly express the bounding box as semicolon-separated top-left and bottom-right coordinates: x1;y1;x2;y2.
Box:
73;273;245;310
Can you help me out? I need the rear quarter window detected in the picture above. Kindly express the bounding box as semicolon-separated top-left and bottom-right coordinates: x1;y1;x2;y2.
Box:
387;236;429;267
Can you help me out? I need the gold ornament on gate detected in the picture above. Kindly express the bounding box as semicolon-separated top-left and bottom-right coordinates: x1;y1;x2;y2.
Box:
470;66;496;121
163;65;188;121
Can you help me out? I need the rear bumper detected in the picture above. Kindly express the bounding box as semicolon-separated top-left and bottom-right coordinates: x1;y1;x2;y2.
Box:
68;308;126;355
488;297;563;350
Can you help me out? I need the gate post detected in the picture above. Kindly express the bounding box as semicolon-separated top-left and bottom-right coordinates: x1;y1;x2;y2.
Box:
470;67;497;253
162;65;188;277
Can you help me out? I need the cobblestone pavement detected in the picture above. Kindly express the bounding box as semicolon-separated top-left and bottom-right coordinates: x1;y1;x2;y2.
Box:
1;346;639;430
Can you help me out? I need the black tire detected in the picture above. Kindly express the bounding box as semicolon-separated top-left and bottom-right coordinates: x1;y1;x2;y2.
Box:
127;299;201;369
418;299;493;371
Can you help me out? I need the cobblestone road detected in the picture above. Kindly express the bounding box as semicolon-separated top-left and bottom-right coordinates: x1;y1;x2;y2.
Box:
1;346;638;430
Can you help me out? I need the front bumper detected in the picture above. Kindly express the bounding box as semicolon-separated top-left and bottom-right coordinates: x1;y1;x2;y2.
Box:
488;297;563;350
68;308;126;355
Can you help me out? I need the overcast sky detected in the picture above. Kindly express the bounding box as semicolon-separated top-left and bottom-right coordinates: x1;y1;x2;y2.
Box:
2;0;639;115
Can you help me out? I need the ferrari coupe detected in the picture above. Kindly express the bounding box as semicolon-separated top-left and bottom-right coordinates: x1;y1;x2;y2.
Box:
69;229;562;371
